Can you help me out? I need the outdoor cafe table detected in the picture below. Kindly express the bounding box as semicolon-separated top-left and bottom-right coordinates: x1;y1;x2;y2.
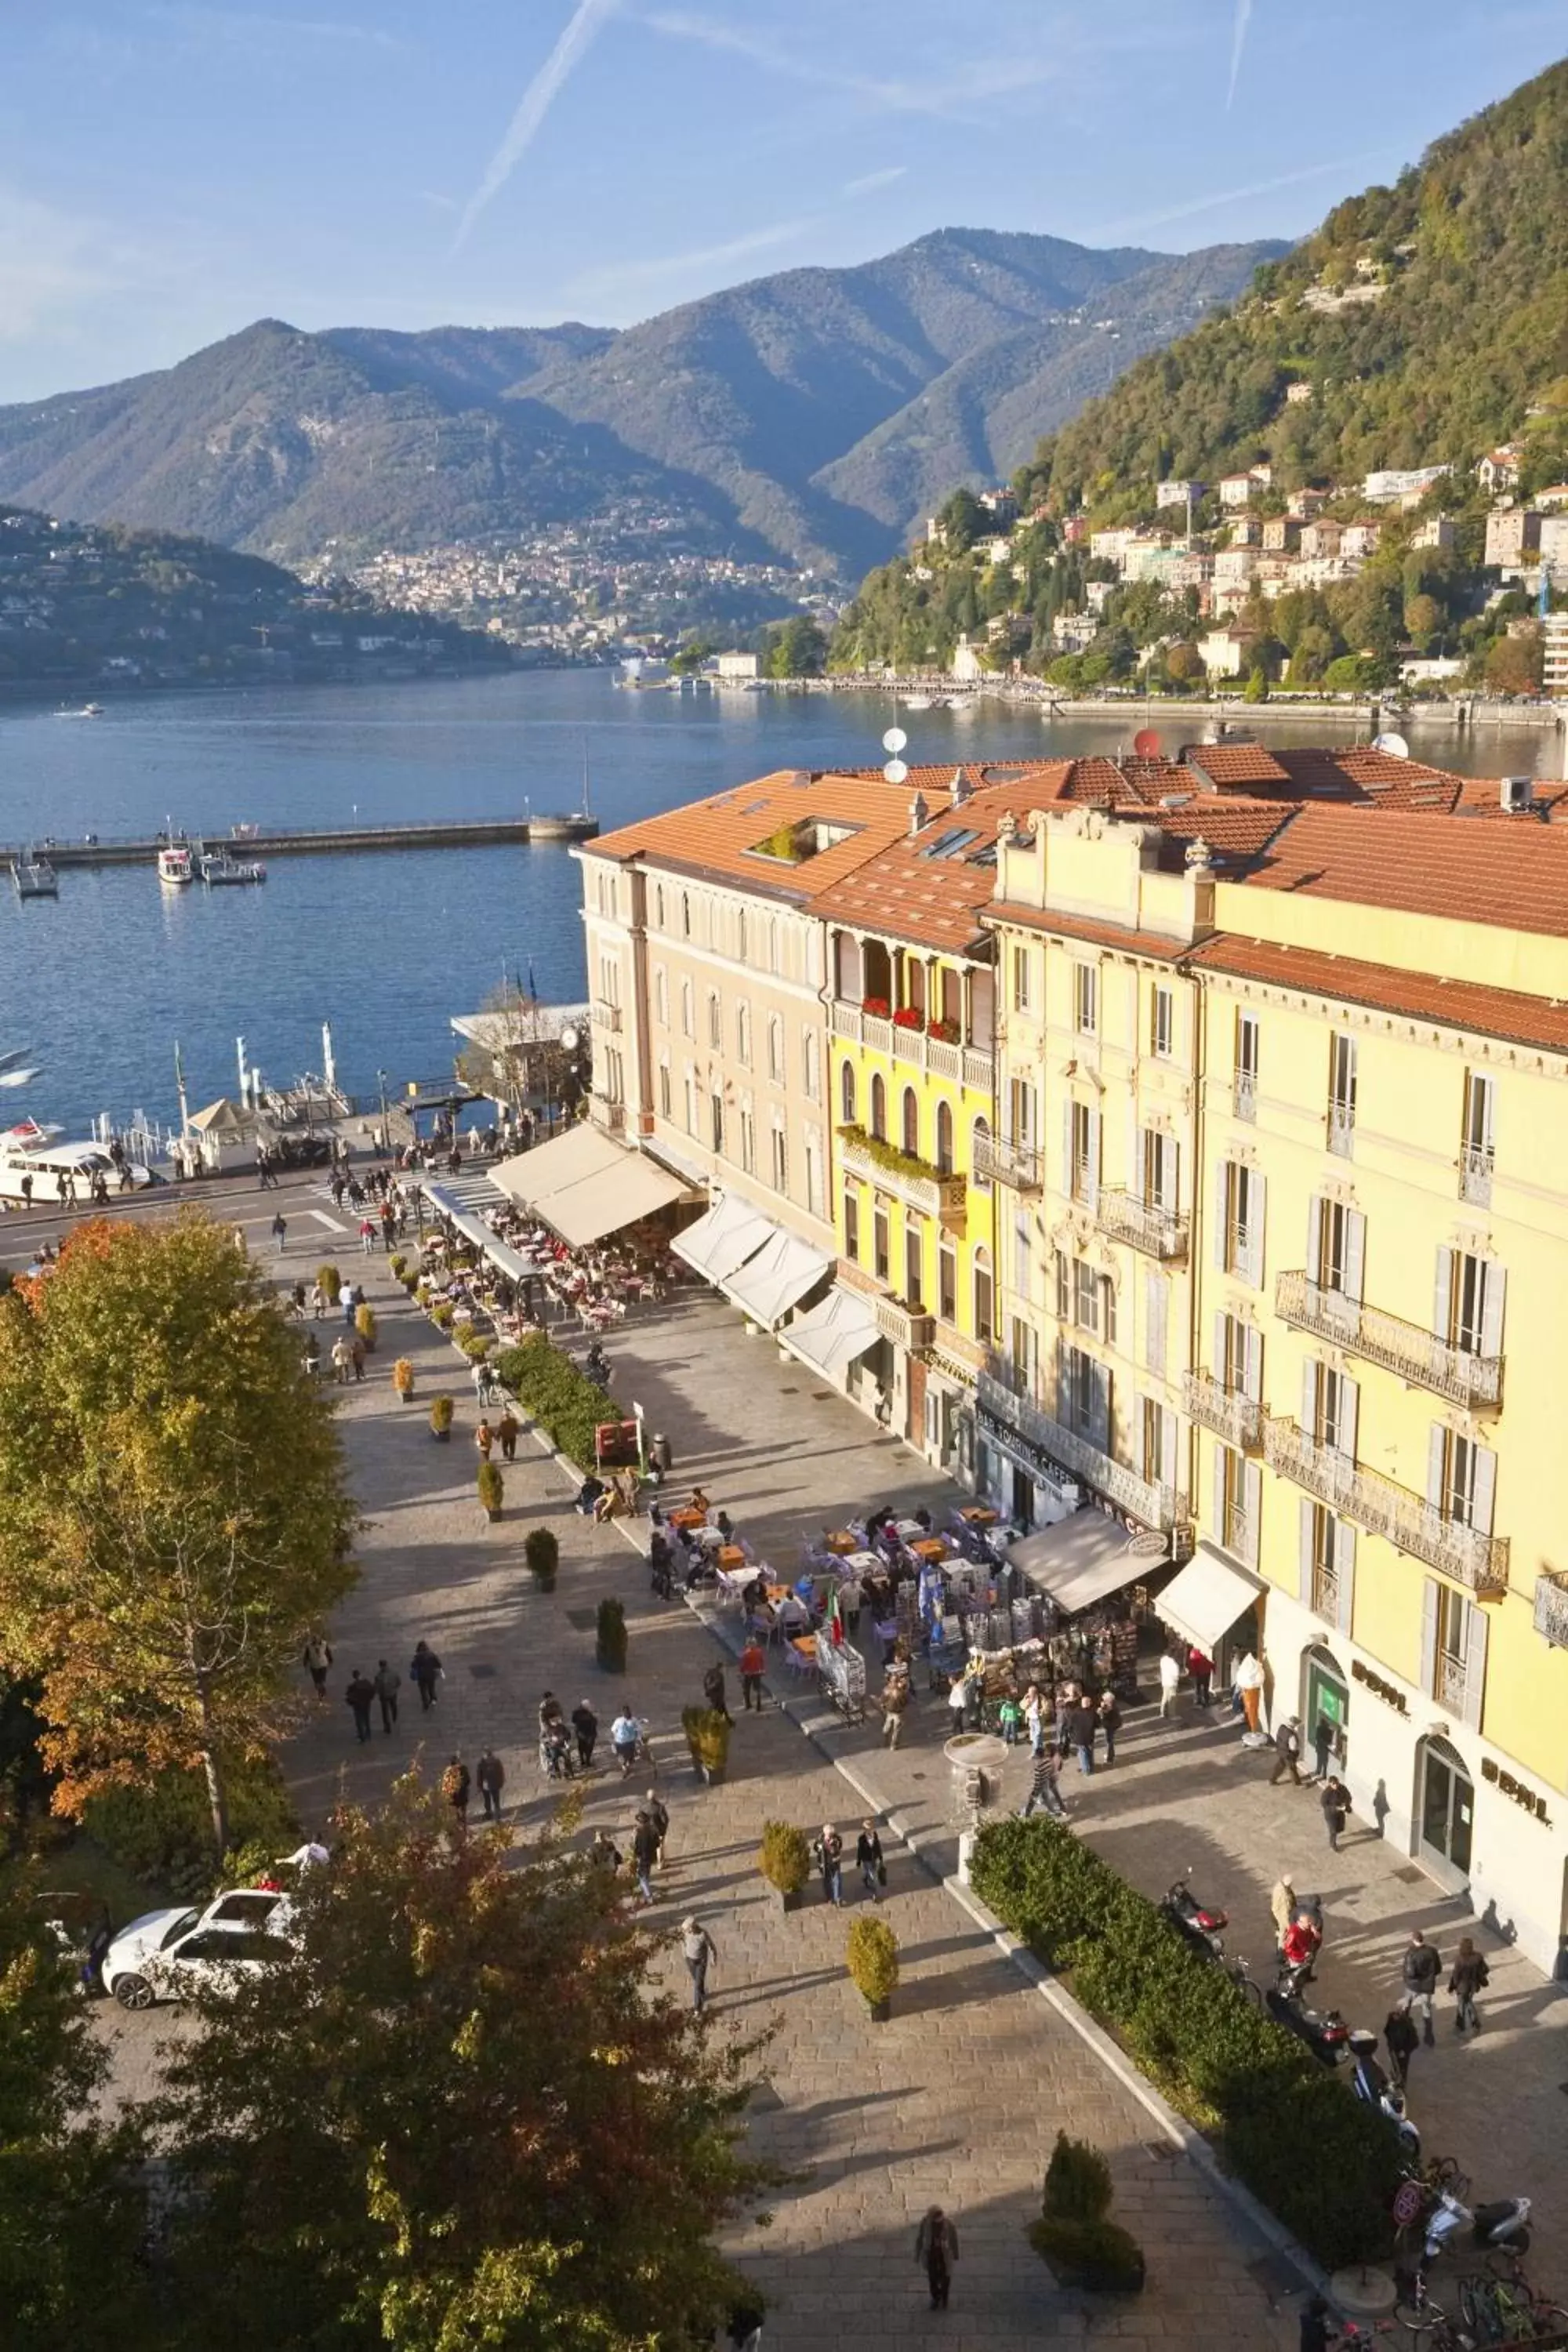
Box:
717;1544;746;1571
957;1504;997;1526
788;1635;817;1668
669;1507;708;1532
823;1530;858;1555
910;1537;949;1565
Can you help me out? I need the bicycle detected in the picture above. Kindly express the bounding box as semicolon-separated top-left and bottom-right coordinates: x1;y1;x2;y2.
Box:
1457;2271;1536;2344
1222;1951;1265;2010
1394;2266;1449;2333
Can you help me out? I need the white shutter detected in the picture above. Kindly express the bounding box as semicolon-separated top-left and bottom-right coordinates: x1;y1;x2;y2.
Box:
1208;1440;1222;1541
1213;1161;1229;1270
1128;1117;1142;1195
1301;1358;1318;1437
1160;1406;1178;1489
1340;1374;1359;1464
1145;1271;1168;1377
1428;1425;1446;1512
1306;1196;1323;1284
1243;1171;1265;1287
1433;1247;1454;1346
1245;1324;1263;1401
1213;1308;1228;1386
1334;1519;1356;1635
1091;1360;1112;1453
1421;1577;1439;1698
1471;1444;1497;1537
1085;1109;1101;1210
1243;1462;1262;1568
1479;1262;1506;1359
1345;1210;1367;1304
1298;1498;1316;1604
1054;1250;1069;1319
1061;1099;1074;1196
1462;1600;1488;1731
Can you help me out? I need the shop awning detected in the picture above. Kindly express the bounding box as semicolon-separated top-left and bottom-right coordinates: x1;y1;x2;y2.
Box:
419;1182;535;1288
1155;1543;1265;1655
724;1227;832;1329
673;1192;775;1285
781;1285;881;1381
492;1126;614;1210
1008;1510;1144;1615
542;1154;688;1250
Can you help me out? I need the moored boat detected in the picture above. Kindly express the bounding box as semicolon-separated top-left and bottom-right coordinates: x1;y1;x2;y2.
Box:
158;844;194;886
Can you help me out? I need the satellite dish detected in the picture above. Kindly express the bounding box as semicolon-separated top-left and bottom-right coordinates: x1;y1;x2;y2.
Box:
1133;727;1163;758
883;758;909;786
882;726;908;754
1371;731;1410;759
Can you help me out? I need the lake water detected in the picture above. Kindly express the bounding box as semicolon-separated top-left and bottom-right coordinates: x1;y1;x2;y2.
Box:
0;673;1545;1133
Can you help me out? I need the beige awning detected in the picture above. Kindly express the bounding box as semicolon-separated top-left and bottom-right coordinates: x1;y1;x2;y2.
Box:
724;1226;832;1329
492;1125;614;1207
490;1123;688;1248
1156;1543;1265;1655
781;1285;880;1380
1009;1511;1145;1614
673;1192;775;1284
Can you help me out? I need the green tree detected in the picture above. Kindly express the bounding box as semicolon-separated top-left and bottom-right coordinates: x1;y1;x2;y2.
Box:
154;1778;772;2351
1243;666;1270;702
1486;631;1544;694
935;487;987;554
764;615;828;677
0;1216;358;1858
1404;592;1443;650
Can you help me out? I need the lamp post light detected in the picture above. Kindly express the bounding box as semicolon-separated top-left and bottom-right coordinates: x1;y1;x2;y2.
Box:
376;1069;389;1155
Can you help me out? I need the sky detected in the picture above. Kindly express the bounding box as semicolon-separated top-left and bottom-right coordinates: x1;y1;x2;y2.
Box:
2;0;1566;400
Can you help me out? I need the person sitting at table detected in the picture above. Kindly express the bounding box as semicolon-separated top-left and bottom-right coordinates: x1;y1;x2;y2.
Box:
688;1485;711;1516
792;1570;818;1613
682;1534;714;1594
575;1474;605;1516
715;1509;735;1544
777;1590;811;1636
913;1506;933;1534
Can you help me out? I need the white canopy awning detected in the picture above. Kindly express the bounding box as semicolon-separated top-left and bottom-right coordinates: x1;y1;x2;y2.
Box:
781;1285;880;1381
492;1125;613;1208
673;1192;775;1285
489;1125;687;1248
419;1181;535;1287
724;1226;832;1329
1155;1543;1265;1655
1008;1510;1145;1615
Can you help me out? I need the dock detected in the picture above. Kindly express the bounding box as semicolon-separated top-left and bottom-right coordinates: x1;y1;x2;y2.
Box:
0;814;599;870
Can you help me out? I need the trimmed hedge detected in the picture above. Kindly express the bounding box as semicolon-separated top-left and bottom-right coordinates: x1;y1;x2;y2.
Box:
970;1818;1402;2270
493;1335;619;1473
82;1754;299;1901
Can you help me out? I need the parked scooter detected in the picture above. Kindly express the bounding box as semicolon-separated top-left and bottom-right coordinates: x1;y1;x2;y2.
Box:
1161;1874;1229;1961
1265;1984;1351;2067
585;1341;611;1386
1347;2030;1421;2158
1421;2189;1532;2263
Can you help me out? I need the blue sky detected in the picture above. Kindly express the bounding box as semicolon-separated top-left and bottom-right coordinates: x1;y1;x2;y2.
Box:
3;1;1565;398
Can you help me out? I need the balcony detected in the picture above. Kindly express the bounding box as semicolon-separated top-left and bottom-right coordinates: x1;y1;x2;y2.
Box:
1275;1271;1503;1412
1260;1413;1509;1595
1327;1102;1356;1159
590;998;622;1033
1534;1569;1568;1649
1233;1073;1258;1123
1095;1188;1189;1261
1460;1144;1494;1208
838;1127;967;1231
978;1365;1193;1544
830;999;993;1091
975;1132;1042;1192
1183;1369;1262;1452
873;1293;935;1352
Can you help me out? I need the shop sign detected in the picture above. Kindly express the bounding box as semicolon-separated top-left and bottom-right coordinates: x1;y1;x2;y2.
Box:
976;1403;1161;1549
1481;1756;1552;1826
1351;1658;1408;1715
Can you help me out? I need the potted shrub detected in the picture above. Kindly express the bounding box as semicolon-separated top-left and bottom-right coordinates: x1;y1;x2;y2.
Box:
317;1263;342;1306
429;1395;455;1442
430;1301;456;1331
477;1461;504;1523
392;1356;416;1403
1028;2134;1145;2295
355;1303;377;1351
596;1595;627;1671
846;1914;898;2023
760;1820;811;1914
389;1253;408;1282
681;1704;731;1787
524;1526;560;1591
458;1330;491;1361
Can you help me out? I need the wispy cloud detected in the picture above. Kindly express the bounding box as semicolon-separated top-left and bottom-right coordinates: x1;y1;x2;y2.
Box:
456;0;619;249
0;184;176;350
1086;155;1369;241
572;216;816;306
641;9;1057;121
1226;0;1253;109
844;165;907;198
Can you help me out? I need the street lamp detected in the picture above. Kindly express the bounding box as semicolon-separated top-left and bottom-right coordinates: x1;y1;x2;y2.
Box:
558;1026;581;1135
376;1069;389;1155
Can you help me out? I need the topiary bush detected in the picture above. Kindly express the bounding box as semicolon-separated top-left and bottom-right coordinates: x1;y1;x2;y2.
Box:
525;1526;560;1589
846;1914;898;2013
354;1304;377;1349
457;1330;491;1360
760;1820;811;1899
317;1264;342;1305
493;1335;619;1472
430;1395;454;1436
1030;2134;1143;2292
388;1254;408;1281
477;1462;504;1518
430;1301;456;1331
594;1594;626;1669
681;1704;730;1781
971;1818;1402;2270
1043;2132;1112;2223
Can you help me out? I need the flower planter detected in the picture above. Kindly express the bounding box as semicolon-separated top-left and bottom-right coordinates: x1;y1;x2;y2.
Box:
867;1997;891;2024
698;1761;726;1787
780;1887;803;1915
485;1507;502;1524
432;1427;451;1443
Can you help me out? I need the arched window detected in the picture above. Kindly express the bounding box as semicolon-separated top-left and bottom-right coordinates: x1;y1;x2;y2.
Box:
902;1087;919;1158
681;892;691;938
681;980;694;1038
803;1029;819;1102
935;1099;954;1174
737;907;747;962
972;1115;992;1188
840;1061;857;1124
736;1003;751;1065
655;885;666;929
973;1245;994;1346
767;1015;784;1084
870;1073;887;1140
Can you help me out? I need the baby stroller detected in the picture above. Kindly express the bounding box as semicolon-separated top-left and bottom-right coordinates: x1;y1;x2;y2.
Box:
539;1722;575;1780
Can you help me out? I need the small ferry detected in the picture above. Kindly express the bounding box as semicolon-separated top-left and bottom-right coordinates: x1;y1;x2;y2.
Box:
11;851;57;898
0;1134;154;1201
157;844;194;886
200;848;266;887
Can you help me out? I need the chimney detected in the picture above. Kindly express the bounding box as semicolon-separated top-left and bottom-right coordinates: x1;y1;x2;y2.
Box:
1500;775;1534;814
908;790;928;837
950;765;971;805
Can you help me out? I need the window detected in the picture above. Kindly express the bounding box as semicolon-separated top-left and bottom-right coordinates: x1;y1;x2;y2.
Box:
1011;944;1032;1012
1298;1500;1353;1626
1142;1127;1178;1211
1067;1101;1098;1204
766;1016;784;1085
1073;963;1098;1036
1235;1011;1259;1120
1214;1160;1265;1284
597;953;617;1006
1012;1209;1032;1304
1151;985;1174;1060
1073;1258;1101;1336
654;967;668;1028
803;1029;819;1102
1425;1577;1485;1722
844;1187;859;1262
904;1226;924;1308
1144;1270;1169;1378
1327;1033;1357;1155
1058;1342;1109;1446
902;1087;919;1158
681;892;691;938
840;1061;857;1123
805;1132;824;1220
684;1075;697;1134
657;1061;671;1119
1436;1247;1504;1360
681;981;694;1039
1303;1361;1358;1457
935;1100;954;1174
1461;1070;1495;1204
1430;1427;1496;1534
873;1205;891;1284
938;1238;956;1322
737;907;747;962
1217;1443;1258;1566
1140;1397;1177;1490
1008;1076;1036;1148
1308;1195;1365;1306
972;1116;992;1189
655;885;666;929
973;1247;993;1345
770;1124;788;1193
739;1102;755;1174
707;992;721;1050
1216;1309;1261;1401
870;1073;887;1140
710;1090;724;1153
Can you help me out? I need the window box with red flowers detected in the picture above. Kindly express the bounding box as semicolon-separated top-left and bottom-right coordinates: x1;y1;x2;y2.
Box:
927;1018;960;1044
862;996;891;1018
892;1007;924;1031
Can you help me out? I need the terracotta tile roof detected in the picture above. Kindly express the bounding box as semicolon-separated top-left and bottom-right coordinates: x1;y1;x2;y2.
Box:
1452;777;1568;820
1185;934;1568;1055
588;768;946;899
813;784;1029;952
1178;742;1292;788
1232;805;1568;936
983;901;1189;962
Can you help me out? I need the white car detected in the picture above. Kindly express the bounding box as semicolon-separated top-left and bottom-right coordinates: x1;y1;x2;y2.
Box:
103;1887;296;2010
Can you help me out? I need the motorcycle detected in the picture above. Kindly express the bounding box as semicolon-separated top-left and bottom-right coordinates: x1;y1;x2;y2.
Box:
1347;2031;1421;2158
1421;2189;1532;2263
1161;1874;1229;1961
585;1343;611;1386
1265;1984;1351;2067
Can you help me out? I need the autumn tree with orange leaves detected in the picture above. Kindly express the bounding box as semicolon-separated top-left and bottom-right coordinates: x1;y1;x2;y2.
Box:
0;1214;357;1857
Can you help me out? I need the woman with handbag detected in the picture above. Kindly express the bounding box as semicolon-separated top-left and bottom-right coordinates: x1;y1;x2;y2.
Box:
856;1820;885;1900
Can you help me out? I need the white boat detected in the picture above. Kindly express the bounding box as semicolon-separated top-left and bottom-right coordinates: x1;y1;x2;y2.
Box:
12;851;57;898
902;696;933;710
0;1136;153;1202
54;702;103;718
200;849;266;887
158;844;194;886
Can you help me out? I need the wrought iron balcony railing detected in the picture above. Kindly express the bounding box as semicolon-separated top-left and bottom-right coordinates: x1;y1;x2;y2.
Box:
1094;1188;1189;1261
1261;1413;1508;1595
1275;1272;1502;1411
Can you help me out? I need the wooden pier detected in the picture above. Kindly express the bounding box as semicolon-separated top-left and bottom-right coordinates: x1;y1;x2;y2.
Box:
0;813;598;869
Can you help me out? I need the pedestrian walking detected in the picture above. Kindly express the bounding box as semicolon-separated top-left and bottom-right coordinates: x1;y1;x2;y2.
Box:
310;1279;325;1318
646;1789;670;1870
270;1210;288;1254
631;1810;659;1904
1097;1688;1121;1766
1385;1996;1419;2089
682;1916;717;2013
476;1748;506;1822
1188;1646;1214;1708
1269;1716;1304;1786
256;1152;277;1190
1158;1648;1181;1719
1402;1930;1441;2045
611;1707;641;1776
814;1823;844;1905
837;1570;862;1639
915;2208;958;2311
1269;1873;1298;1947
702;1661;733;1724
1449;1936;1490;2034
496;1408;518;1462
441;1755;470;1835
739;1635;766;1711
358;1217;376;1256
880;1671;909;1749
590;1829;621;1875
475;1417;494;1464
372;1658;400;1733
856;1820;885;1899
1067;1693;1098;1776
350;1335;365;1383
330;1337;351;1385
1312;1710;1337;1782
1320;1772;1351;1850
1024;1682;1047;1755
344;1668;375;1743
301;1634;332;1700
572;1697;598;1769
1020;1748;1068;1821
410;1639;443;1711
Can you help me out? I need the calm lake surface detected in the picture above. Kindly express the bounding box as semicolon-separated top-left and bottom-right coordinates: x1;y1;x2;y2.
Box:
0;673;1546;1133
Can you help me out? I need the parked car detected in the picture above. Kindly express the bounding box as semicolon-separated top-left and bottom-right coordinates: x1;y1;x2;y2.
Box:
103;1887;296;2010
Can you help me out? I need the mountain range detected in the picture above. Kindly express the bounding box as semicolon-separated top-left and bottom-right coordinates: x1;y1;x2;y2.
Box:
0;230;1283;582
